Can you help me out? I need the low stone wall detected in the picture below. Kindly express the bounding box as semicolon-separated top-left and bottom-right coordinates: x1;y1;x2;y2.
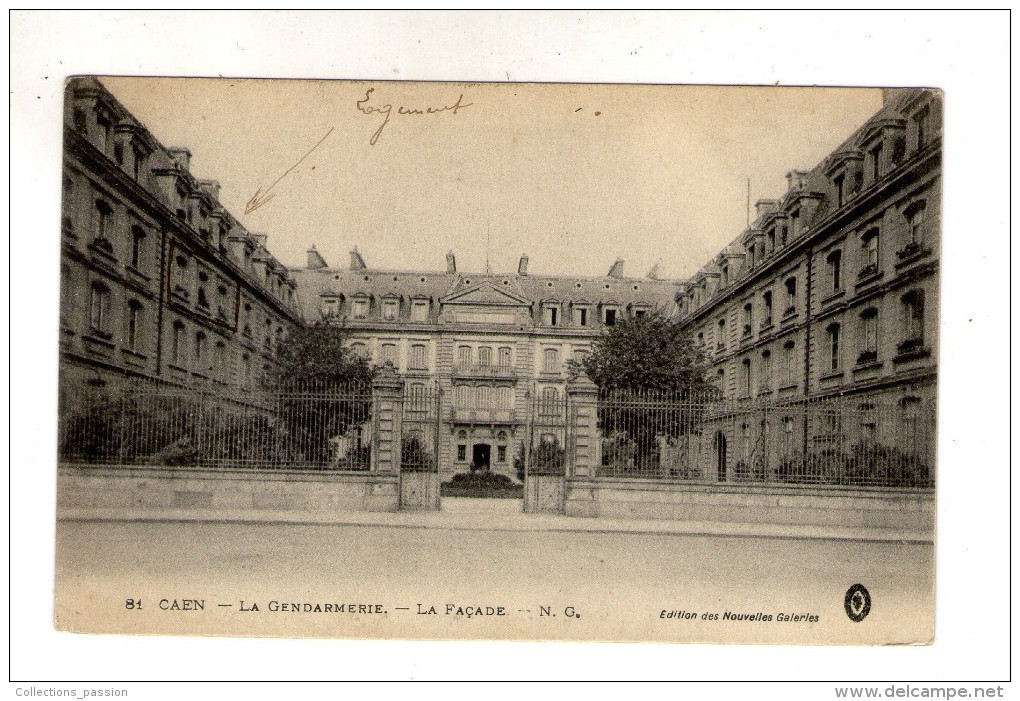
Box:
564;477;934;534
57;465;400;518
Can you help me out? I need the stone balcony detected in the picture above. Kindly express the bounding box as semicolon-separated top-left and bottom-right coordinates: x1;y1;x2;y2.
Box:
450;407;518;424
451;363;517;380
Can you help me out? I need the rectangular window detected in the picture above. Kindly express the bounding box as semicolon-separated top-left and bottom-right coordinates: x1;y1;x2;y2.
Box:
130;226;145;269
497;445;507;463
864;230;880;267
827;325;841;371
352;299;368;318
741;360;752;397
381;343;397;366
457;445;466;461
784;343;796;386
903;292;925;344
172;323;183;364
89;283;111;334
761;351;772;390
457;346;472;367
383;300;398;320
126;302;140;351
785;277;797;311
194;332;206;365
861;312;878;354
828;250;842;292
545;306;558;326
762;291;773;324
409;344;427;370
543;348;560;373
604;308;617;326
497;347;512;367
455;385;469;407
578;308;588;326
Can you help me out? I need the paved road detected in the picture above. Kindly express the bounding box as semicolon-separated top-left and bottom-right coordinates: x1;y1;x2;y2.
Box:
55;519;933;644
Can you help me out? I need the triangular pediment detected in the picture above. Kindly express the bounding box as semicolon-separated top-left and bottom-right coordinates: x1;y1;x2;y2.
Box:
441;283;532;306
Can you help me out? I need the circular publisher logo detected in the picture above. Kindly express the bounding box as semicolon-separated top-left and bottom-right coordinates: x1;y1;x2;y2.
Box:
844;584;871;622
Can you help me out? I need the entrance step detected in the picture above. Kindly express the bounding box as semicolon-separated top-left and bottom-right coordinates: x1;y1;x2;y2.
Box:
441;497;523;514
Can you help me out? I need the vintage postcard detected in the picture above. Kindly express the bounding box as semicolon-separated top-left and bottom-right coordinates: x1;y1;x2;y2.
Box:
54;76;939;644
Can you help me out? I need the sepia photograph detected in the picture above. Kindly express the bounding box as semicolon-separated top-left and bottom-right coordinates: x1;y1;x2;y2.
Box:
54;76;939;645
8;8;1011;690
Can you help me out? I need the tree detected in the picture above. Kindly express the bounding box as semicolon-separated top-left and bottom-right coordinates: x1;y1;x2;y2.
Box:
266;321;376;388
577;310;712;394
264;322;377;468
577;310;715;472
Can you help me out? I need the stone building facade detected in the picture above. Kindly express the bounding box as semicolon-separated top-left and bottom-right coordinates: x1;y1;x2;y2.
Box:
674;88;941;477
291;250;682;479
59;77;301;398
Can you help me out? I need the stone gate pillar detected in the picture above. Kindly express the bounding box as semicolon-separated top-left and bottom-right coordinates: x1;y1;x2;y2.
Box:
566;374;599;478
371;364;403;474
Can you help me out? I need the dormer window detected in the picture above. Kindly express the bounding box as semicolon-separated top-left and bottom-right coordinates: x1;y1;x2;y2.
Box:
544;305;559;326
603;308;617;326
352;298;368;319
790;210;800;238
833;173;846;208
914;105;931;151
720;265;729;286
320;297;339;318
906;201;927;246
383;299;399;321
575;306;589;327
411;299;429;322
869;141;884;182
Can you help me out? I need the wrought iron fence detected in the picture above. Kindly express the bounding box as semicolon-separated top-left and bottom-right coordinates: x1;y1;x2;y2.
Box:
523;392;569;477
594;389;935;489
400;381;441;473
58;379;374;471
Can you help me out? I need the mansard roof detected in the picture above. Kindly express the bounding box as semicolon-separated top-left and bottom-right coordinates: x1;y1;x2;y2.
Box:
288;265;682;322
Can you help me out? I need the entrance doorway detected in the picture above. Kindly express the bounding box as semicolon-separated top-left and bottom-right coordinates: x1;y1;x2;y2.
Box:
715;432;727;482
472;443;491;471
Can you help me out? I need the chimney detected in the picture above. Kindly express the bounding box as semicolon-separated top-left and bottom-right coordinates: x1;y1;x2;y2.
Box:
446;250;456;273
607;258;625;279
307;245;328;269
786;170;809;194
518;253;529;276
350;247;367;270
168;147;192;172
754;199;779;220
198;179;221;200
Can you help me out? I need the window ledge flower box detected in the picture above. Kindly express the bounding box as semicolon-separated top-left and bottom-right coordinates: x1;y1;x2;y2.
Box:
856;350;878;365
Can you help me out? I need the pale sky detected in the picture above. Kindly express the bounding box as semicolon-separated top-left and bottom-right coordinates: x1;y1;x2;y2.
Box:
101;78;881;280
